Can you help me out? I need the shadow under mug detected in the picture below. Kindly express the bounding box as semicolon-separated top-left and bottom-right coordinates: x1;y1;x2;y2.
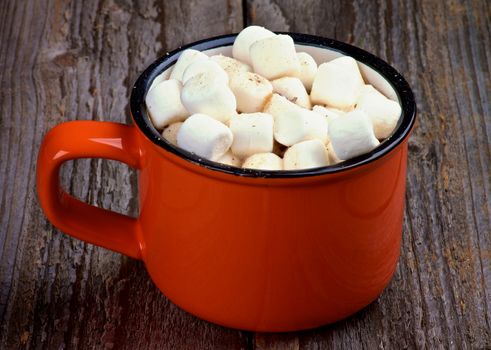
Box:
36;33;416;332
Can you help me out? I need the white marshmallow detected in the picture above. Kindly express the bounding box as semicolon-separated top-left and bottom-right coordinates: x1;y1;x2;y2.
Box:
170;49;208;82
229;72;273;113
250;34;300;80
283;139;329;170
232;26;275;65
149;70;170;91
216;151;242;167
162;122;183;146
264;94;327;146
229;113;274;158
181;73;237;123
326;142;342;164
328;110;380;160
264;94;307;146
312;105;345;145
182;59;229;85
294;52;317;91
211;54;252;78
303;109;329;144
271;77;311;109
356;85;402;139
312;105;345;122
311;56;364;110
242;153;283;171
176;113;233;161
145;79;188;129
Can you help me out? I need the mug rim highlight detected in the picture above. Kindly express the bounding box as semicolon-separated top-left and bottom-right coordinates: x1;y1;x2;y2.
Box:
130;33;416;178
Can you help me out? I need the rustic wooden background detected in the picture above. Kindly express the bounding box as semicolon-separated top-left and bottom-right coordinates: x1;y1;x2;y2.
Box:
1;0;490;348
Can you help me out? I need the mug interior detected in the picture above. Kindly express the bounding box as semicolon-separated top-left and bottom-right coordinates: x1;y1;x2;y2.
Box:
130;34;416;178
149;45;399;104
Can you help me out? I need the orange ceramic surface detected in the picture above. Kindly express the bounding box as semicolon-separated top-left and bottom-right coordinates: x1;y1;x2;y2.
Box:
36;33;416;332
137;130;409;331
36;122;143;259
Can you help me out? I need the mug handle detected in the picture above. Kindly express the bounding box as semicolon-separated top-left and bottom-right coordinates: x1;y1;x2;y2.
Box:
36;121;143;259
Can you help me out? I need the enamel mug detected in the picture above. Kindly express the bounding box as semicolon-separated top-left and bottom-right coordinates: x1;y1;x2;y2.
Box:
37;33;416;332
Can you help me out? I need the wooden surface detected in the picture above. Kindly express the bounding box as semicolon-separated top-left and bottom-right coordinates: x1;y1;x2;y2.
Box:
0;0;489;348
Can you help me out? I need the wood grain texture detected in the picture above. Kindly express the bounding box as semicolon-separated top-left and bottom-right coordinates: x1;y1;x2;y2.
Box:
246;0;491;348
0;0;489;349
0;0;247;349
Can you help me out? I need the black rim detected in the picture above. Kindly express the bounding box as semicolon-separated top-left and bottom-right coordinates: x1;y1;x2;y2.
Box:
130;33;416;178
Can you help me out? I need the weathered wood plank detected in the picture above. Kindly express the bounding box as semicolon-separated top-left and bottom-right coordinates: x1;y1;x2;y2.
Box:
0;0;246;349
1;0;490;348
246;0;491;348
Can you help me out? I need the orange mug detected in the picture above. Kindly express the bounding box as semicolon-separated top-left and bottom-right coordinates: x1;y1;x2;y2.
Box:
37;33;416;332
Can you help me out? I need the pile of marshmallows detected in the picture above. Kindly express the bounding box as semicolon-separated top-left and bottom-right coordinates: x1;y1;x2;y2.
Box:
145;26;402;171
